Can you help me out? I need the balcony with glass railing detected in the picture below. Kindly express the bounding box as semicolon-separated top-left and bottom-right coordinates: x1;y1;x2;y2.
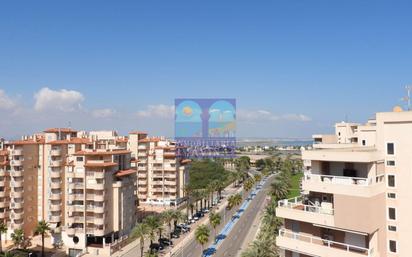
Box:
276;196;335;226
277;228;373;257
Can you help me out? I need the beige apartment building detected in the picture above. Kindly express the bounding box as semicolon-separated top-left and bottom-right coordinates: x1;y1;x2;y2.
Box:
128;131;189;207
276;107;412;257
1;128;138;257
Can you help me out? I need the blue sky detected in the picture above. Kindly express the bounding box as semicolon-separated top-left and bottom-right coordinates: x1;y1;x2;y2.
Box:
1;1;411;139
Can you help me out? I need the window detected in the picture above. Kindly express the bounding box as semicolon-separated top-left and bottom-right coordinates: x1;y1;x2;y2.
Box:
389;240;397;253
387;160;396;166
388;175;396;188
362;140;366;146
388;207;396;220
76;157;84;162
388;225;397;232
387;143;395;155
387;193;396;199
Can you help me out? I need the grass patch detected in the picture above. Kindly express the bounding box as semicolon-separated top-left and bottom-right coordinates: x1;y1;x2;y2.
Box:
288;172;303;198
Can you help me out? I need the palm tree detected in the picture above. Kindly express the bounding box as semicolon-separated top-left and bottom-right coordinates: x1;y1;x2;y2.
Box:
184;185;193;220
269;179;289;201
241;240;277;257
143;215;161;247
35;220;50;257
216;180;225;200
171;210;185;231
11;229;24;249
132;223;149;257
209;212;221;241
0;222;8;253
161;210;174;240
195;225;210;255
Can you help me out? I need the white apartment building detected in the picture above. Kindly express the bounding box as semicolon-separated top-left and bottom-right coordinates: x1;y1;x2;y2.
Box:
128;131;190;207
276;107;412;257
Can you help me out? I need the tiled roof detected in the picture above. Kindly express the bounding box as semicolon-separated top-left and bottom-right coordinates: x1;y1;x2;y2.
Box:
84;162;118;167
74;149;131;156
44;128;77;133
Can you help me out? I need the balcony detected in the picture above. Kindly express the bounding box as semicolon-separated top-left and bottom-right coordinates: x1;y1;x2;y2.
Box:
50;170;61;178
66;227;83;236
86;216;104;225
0;170;5;176
0;201;8;208
50;149;62;156
50;181;62;189
11;149;23;156
67;171;84;178
10;160;22;167
87;183;104;190
68;205;85;212
164;180;176;186
68;194;84;201
11;180;23;188
11;190;24;198
69;183;84;190
138;180;147;186
137;173;147;178
49;215;61;223
86;205;104;213
50;204;62;211
86;194;104;202
276;196;335;227
11;211;24;220
86;172;105;179
50;160;62;167
302;174;385;197
67;216;84;224
277;229;372;257
0;211;7;219
0;191;7;198
50;193;62;200
11;170;23;177
87;228;104;237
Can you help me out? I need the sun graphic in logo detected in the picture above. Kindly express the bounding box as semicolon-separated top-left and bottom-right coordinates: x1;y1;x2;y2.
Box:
183;106;193;116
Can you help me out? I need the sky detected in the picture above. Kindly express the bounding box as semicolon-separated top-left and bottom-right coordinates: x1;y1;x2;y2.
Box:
1;1;412;139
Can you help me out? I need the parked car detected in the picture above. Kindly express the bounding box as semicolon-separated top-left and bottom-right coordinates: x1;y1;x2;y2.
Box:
150;243;164;252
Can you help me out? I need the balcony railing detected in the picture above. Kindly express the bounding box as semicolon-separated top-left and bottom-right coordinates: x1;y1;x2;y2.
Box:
278;196;334;215
278;229;372;256
304;174;371;186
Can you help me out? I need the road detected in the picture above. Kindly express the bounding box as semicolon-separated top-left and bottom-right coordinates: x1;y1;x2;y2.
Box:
214;176;273;257
173;175;274;257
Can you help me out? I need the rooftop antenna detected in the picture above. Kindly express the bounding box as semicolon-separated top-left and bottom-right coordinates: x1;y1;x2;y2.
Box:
402;86;412;110
68;121;72;129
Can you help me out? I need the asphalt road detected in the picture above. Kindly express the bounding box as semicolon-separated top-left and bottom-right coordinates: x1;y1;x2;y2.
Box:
214;176;273;257
174;175;274;257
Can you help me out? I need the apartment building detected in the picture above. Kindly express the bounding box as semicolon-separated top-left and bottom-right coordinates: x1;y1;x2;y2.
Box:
276;107;412;257
63;148;136;257
0;129;138;257
128;131;190;206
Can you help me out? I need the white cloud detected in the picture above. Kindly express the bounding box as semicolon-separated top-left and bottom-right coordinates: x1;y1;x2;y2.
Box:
238;109;311;122
91;108;117;118
34;87;84;112
137;104;174;119
0;89;17;110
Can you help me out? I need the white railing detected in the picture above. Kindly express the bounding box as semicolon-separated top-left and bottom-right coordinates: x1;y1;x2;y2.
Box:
278;229;372;256
278;196;334;215
304;174;373;186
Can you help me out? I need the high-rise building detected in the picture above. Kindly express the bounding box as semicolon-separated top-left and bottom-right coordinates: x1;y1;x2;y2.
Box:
128;132;190;207
276;108;412;257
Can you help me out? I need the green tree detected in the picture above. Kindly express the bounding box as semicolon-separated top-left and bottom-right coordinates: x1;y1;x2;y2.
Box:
195;225;210;255
131;223;149;257
34;220;50;257
0;222;8;253
209;212;221;241
11;229;24;249
161;210;174;240
171;210;185;232
143;215;161;247
269;179;289;201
